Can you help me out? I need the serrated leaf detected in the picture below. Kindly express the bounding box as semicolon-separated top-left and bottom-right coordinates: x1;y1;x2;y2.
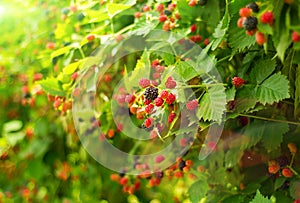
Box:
106;1;135;17
50;46;72;59
174;61;198;82
188;179;209;203
226;87;236;102
250;58;276;84
197;85;226;123
234;86;257;113
38;77;66;97
63;61;82;75
242;120;264;149
256;73;290;105
225;148;243;168
249;190;272;203
261;122;289;151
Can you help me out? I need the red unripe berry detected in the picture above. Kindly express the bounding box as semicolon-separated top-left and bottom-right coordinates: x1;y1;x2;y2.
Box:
190;35;202;43
151;59;160;67
71;72;79;80
261;11;274;25
168;3;176;11
288;143;297;154
143;5;150;12
153;72;161;79
246;29;257;36
86;34;95;42
292;31;300;42
237;17;246;28
125;94;135;103
107;129;115;138
155;155;165;163
160;90;169;99
154;97;164;107
53;99;61;108
232;77;245;88
186;99;198;110
70;5;77;12
163;22;170;31
166;93;176;105
144;117;154;128
130;106;138;114
119;177;128;185
145;104;155;114
282;168;293;178
204;38;210;46
188;0;197;7
239;7;252;17
104;74;112;82
144;99;151;105
159;14;168;23
46;42;55;50
138;78;150;88
110;174;120;181
190;24;197;33
256;32;266;45
156;4;164;13
175;13;181;19
22;86;29;94
173;171;184;178
168;112;176;123
268;165;280;174
165;76;177;89
134;12;142;18
33;73;43;81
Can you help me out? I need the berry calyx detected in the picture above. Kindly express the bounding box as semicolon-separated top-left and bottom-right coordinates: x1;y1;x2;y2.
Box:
186;99;198;110
256;32;266;45
144;87;159;101
154;97;164;107
292;31;300;42
261;11;274;25
282;168;293;178
166;93;176;105
242;16;258;31
138;78;151;88
246;2;259;13
232;77;245;88
165;76;177;89
239;7;252;18
144;117;154;128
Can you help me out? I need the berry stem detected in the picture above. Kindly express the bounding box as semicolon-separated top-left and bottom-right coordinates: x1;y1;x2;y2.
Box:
175;83;227;89
287;165;300;178
289;153;295;167
238;114;300;126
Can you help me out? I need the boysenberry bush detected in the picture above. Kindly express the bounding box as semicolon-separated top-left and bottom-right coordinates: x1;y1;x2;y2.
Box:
1;0;300;202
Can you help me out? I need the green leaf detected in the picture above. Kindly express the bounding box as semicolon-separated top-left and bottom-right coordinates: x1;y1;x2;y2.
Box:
197;85;226;123
225;148;243;168
250;58;276;84
38;77;66;97
188;179;209;203
261;122;289;151
289;180;300;199
50;46;72;59
226;87;236;102
3;120;23;133
274;177;287;190
234;86;257;113
249;190;272;203
211;1;229;51
63;61;82;75
174;61;198;82
106;1;135;17
256;73;290;105
242;120;265;149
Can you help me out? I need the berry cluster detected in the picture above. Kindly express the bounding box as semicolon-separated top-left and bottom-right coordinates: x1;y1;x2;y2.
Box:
188;0;207;7
154;3;180;31
237;3;275;46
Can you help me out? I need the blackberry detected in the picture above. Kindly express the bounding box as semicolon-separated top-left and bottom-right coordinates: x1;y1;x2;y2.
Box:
144;87;158;101
178;160;186;171
198;0;208;6
246;2;259;13
164;10;172;16
242;16;258;31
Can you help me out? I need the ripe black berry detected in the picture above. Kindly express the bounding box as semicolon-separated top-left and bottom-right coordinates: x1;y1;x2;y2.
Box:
164;10;172;16
178;160;186;171
242;16;258;31
246;2;259;13
144;87;159;101
198;0;208;6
